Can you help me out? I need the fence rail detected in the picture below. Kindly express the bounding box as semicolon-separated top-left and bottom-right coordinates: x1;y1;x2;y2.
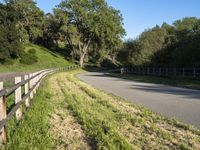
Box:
0;65;79;144
120;67;200;78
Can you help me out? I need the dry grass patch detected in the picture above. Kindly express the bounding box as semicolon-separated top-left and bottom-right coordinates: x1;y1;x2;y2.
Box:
47;75;91;150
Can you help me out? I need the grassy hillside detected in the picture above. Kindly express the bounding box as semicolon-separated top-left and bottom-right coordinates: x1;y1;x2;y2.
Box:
0;43;73;73
5;70;200;150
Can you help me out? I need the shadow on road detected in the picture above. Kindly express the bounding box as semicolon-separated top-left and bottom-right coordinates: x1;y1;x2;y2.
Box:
80;70;200;101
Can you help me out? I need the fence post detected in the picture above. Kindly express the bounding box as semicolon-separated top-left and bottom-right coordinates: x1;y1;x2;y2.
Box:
120;68;124;74
147;68;150;75
24;75;30;108
159;68;161;76
29;74;34;99
193;68;196;78
0;82;6;144
174;68;177;76
33;73;37;94
166;68;168;76
131;67;133;73
182;68;185;77
15;77;22;121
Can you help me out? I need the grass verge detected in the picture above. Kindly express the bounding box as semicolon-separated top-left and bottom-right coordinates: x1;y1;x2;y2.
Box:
55;70;200;149
2;79;54;150
2;70;200;150
109;73;200;90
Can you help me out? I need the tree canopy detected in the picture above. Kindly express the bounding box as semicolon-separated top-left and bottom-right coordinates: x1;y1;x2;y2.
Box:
1;0;199;68
118;17;200;67
0;0;44;64
56;0;125;67
0;2;22;63
10;0;45;42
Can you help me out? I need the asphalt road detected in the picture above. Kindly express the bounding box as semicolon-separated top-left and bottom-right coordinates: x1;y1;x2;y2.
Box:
78;71;200;128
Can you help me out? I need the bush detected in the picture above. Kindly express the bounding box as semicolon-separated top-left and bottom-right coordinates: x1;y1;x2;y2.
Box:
4;58;15;65
28;48;36;55
20;50;38;65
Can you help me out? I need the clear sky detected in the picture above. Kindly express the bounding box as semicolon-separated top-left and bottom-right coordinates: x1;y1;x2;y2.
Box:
36;0;200;39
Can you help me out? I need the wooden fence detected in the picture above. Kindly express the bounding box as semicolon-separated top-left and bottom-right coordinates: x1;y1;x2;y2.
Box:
0;65;79;144
120;67;200;78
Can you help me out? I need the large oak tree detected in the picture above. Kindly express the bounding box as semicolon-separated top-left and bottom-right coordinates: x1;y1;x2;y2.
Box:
57;0;125;67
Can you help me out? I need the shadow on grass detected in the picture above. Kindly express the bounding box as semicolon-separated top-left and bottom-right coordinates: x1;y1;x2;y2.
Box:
44;46;71;60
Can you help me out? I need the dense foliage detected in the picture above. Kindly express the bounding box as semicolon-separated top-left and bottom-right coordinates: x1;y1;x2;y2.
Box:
0;0;125;67
0;0;44;64
43;0;125;67
0;3;22;63
118;17;200;67
11;0;45;43
1;0;199;68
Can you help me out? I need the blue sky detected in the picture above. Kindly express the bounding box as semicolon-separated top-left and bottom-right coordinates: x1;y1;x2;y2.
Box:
36;0;200;39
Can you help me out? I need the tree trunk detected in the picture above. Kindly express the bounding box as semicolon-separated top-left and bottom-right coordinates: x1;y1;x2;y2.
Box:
79;53;85;68
78;39;90;68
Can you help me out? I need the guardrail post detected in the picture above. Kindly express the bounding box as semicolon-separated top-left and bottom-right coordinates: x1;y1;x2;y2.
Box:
15;77;22;120
0;82;6;144
24;75;30;108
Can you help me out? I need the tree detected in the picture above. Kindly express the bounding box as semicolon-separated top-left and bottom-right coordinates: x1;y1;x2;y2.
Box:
120;17;200;67
6;0;45;43
57;0;125;67
128;26;168;66
0;3;22;63
43;10;67;47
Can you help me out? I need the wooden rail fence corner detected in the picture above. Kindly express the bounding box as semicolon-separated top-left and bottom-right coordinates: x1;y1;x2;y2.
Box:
0;65;80;145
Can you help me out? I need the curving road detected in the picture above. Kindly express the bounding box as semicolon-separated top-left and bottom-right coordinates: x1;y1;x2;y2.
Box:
78;71;200;128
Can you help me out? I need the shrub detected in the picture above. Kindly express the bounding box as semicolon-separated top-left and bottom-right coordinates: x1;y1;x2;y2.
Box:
4;58;15;65
20;51;38;65
28;48;36;55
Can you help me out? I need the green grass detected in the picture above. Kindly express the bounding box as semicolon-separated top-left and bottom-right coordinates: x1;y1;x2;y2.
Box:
109;73;200;90
3;81;13;88
0;43;73;73
2;79;54;150
58;82;131;149
55;70;200;149
3;70;200;150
